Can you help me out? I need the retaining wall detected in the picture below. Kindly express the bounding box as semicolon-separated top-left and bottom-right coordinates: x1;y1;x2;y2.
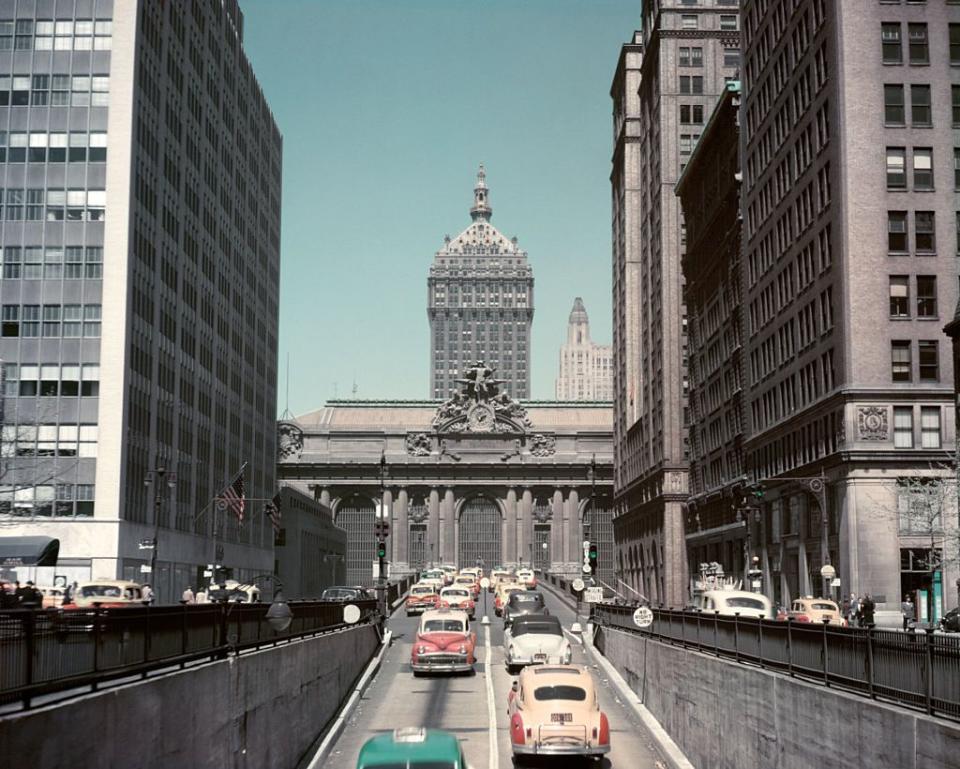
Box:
0;623;381;769
596;625;960;769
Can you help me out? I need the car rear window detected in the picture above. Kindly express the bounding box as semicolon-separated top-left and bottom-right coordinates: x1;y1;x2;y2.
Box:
80;585;123;597
725;597;767;610
412;587;434;595
513;621;562;637
443;590;469;598
533;685;586;701
811;603;836;611
423;619;465;632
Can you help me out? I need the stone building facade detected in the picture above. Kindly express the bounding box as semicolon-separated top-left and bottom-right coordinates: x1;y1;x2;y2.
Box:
428;166;534;399
611;3;741;607
555;298;613;401
276;370;613;587
272;487;347;600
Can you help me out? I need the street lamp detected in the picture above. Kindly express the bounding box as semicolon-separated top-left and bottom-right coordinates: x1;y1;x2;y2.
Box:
143;466;176;596
228;574;293;633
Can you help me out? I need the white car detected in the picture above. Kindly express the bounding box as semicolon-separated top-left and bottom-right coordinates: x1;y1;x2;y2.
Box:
504;614;571;672
693;589;774;619
439;586;476;618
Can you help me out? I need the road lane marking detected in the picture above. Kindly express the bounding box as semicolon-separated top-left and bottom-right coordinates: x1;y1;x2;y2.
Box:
484;624;499;769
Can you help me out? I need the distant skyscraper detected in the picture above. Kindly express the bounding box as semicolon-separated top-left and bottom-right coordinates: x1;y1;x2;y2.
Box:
555;298;613;401
428;166;533;399
0;0;281;602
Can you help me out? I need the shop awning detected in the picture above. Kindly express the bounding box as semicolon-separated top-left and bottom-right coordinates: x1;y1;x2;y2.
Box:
0;536;60;567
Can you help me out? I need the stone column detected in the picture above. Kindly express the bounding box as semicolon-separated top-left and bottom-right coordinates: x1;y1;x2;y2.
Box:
504;488;518;567
428;487;440;567
394;487;409;571
441;488;455;564
520;488;533;569
550;489;564;572
566;488;580;566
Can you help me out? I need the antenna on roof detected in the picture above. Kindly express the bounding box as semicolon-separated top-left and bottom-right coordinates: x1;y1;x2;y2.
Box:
352;371;358;397
279;352;294;420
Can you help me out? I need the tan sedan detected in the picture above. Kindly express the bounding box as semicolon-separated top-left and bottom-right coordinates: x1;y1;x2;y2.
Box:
787;597;846;626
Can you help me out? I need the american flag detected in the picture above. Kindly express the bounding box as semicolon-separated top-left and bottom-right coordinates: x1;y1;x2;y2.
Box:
219;465;246;523
264;492;282;533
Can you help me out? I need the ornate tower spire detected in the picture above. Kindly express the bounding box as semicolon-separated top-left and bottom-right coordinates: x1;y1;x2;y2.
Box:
470;163;492;222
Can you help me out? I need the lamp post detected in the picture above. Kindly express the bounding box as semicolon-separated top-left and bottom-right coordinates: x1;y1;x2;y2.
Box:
226;574;292;632
144;467;176;598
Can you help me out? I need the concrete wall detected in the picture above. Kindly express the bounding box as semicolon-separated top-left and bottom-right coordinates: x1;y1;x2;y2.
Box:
0;623;381;769
596;626;960;769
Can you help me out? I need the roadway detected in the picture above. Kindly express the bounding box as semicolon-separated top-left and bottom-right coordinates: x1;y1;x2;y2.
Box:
323;586;667;768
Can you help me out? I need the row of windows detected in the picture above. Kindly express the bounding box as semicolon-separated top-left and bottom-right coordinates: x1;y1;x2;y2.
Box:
0;131;107;163
0;246;102;279
0;188;105;221
1;424;98;458
678;46;740;68
2;362;100;397
0;19;112;51
886;210;944;254
883;146;955;191
893;406;943;449
891;339;940;382
678;13;738;31
1;304;101;338
888;275;939;319
882;83;955;127
0;74;110;107
880;22;960;66
0;483;95;518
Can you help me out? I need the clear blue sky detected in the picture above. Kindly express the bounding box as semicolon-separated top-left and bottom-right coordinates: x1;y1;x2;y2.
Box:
240;0;640;414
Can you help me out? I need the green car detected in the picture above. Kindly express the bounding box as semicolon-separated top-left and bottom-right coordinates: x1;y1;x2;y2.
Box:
357;728;469;769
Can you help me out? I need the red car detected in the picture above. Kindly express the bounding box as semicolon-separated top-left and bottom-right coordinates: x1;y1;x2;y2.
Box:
411;609;476;675
406;584;441;616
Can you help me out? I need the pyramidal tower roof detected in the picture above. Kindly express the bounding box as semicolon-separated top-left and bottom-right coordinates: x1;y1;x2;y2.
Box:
438;165;525;257
569;297;589;324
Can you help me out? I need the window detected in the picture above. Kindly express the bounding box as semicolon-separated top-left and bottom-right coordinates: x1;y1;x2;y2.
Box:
680;105;704;124
888;211;908;252
679;47;691;66
915;211;935;252
918;341;938;381
882;22;902;64
884;84;905;125
894;407;914;448
913;148;933;190
892;340;912;381
954;149;960;189
63;305;81;337
920;407;941;448
720;15;738;30
724;48;739;68
916;275;937;317
889;276;910;317
681;15;698;30
954;86;960;127
680;76;703;94
908;24;928;64
886;147;906;189
950;24;960;65
83;305;101;337
910;85;931;126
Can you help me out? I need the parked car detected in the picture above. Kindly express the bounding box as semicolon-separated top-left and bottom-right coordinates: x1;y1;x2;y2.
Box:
503;590;549;626
516;568;537;589
787;597;845;626
410;608;476;675
61;580;144;609
439;587;476;618
940;606;960;633
504;614;572;672
406;583;441;616
37;585;66;608
495;583;525;617
692;589;774;619
356;727;470;769
320;586;371;602
507;664;610;760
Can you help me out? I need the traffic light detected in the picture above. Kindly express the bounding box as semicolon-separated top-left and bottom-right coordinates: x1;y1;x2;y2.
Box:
588;542;599;573
376;539;386;559
750;484;765;500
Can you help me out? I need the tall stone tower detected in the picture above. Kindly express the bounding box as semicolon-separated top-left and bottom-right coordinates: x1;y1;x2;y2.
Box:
555;298;613;401
428;166;534;399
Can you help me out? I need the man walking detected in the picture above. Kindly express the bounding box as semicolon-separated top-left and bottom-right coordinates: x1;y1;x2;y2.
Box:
859;594;876;629
846;593;860;627
901;594;915;632
142;583;154;605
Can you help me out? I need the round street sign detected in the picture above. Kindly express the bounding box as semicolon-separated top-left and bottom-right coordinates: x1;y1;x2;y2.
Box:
572;578;585;593
633;606;654;628
479;577;490;589
582;540;591;549
343;604;361;625
820;564;836;580
582;564;592;574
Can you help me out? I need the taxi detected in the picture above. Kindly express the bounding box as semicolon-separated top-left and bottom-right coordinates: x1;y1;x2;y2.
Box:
411;608;476;675
495;582;525;617
507;664;610;759
356;727;469;769
787;596;846;626
61;580;144;609
516;568;537;589
489;569;512;592
453;573;480;599
421;568;449;586
439;586;476;619
406;583;441;616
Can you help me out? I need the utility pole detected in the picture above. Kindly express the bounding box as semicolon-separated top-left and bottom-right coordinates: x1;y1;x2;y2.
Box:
144;467;176;598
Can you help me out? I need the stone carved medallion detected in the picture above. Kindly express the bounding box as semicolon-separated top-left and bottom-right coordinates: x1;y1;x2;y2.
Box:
277;422;304;461
529;434;556;457
405;433;433;457
857;406;888;441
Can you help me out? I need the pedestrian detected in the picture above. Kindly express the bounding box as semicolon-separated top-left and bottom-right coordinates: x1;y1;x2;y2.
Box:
62;581;73;605
846;593;860;627
195;588;208;604
13;581;24;605
901;594;915;632
181;585;195;604
860;593;876;629
0;582;14;609
141;583;154;605
20;581;41;609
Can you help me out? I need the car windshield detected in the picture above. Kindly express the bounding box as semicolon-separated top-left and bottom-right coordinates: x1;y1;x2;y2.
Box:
80;585;123;598
513;620;562;637
322;589;355;600
412;587;435;595
443;590;469;598
725;597;767;610
422;619;465;632
533;685;587;701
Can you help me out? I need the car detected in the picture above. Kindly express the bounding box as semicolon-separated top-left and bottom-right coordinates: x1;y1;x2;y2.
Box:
406;583;442;616
356;727;470;769
209;580;263;603
410;608;476;675
503;590;549;626
692;589;775;619
939;606;960;633
61;580;144;609
320;586;370;602
516;568;537;589
504;614;572;673
489;569;512;592
495;582;525;617
421;568;449;586
787;597;846;626
439;586;476;618
453;574;480;598
507;664;610;760
37;585;66;608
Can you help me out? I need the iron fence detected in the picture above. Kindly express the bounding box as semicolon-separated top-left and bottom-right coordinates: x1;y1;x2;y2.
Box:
0;598;380;709
591;602;960;720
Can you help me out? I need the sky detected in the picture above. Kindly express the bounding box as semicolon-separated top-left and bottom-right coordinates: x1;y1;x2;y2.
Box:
239;0;641;415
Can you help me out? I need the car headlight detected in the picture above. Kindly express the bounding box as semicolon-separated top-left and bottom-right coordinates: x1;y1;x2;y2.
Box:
458;644;466;654
418;645;426;654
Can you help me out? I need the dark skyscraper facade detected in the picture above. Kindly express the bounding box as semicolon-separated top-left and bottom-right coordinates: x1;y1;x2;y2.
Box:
428;166;533;399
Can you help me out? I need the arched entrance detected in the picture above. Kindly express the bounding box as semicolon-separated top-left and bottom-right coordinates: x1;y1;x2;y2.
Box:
335;495;376;586
458;496;501;569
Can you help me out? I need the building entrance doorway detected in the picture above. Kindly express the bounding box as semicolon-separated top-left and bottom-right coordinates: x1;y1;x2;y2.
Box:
409;523;427;568
458;497;501;570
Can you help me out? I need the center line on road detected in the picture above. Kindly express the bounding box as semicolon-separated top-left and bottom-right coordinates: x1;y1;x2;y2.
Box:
484;625;499;769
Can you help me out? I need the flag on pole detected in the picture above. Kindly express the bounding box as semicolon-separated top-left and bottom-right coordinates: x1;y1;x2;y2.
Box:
219;465;246;523
264;492;282;533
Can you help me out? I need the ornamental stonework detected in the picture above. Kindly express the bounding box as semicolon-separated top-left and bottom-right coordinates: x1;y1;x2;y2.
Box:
529;434;556;457
405;433;433;456
276;422;304;461
857;406;888;441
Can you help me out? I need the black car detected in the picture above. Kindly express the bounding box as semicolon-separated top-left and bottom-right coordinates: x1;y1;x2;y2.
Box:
503;590;549;626
940;606;960;633
320;586;372;602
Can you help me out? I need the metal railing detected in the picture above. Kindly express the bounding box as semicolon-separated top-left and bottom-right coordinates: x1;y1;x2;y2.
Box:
591;602;960;720
0;598;380;709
